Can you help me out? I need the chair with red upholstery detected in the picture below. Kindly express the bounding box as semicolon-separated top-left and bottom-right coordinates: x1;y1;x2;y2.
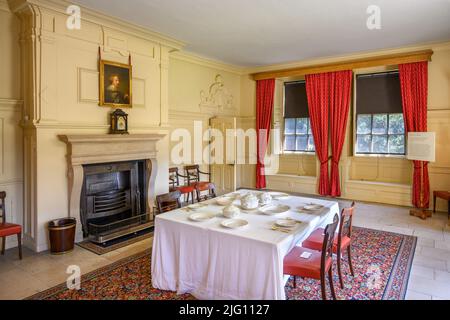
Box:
184;165;211;188
169;167;195;205
0;191;22;260
302;202;355;288
195;182;217;202
283;214;339;300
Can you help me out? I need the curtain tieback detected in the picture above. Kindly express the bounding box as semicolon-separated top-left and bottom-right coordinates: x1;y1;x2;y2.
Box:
320;156;333;165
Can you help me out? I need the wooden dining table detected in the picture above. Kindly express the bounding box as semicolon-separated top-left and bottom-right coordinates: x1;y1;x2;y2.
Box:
151;189;339;300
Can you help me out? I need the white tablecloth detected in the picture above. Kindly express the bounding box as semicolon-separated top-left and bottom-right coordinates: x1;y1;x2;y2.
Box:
151;189;339;300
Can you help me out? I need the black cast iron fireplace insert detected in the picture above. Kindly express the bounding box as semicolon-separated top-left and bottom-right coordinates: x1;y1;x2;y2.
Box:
80;160;152;244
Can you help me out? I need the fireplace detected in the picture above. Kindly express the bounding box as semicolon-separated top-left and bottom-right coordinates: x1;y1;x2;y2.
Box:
80;160;150;243
59;134;165;244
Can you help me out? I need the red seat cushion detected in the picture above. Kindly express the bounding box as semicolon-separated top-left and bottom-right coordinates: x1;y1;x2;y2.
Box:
283;246;332;280
0;223;22;237
175;185;195;194
191;181;210;191
302;227;351;252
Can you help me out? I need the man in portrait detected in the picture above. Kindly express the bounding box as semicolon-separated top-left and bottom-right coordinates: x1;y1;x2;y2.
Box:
105;74;129;104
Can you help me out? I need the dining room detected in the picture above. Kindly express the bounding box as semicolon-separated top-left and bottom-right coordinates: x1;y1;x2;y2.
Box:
0;0;449;309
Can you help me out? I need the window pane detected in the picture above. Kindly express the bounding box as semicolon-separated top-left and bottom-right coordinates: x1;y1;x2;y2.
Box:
356;135;371;153
388;113;405;134
284;118;296;135
372;135;388;153
356;115;372;134
296;118;308;134
307;135;315;151
284;135;296;151
372;114;388;134
296;135;308;151
388;134;405;154
308;119;313;134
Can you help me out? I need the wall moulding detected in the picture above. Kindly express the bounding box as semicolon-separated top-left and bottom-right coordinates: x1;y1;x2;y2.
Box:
0;98;23;111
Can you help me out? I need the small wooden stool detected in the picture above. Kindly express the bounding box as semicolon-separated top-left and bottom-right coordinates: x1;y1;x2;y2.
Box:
433;191;450;221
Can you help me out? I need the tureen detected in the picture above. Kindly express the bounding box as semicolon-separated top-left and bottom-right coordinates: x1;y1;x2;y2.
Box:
258;193;272;206
223;204;241;218
240;193;259;210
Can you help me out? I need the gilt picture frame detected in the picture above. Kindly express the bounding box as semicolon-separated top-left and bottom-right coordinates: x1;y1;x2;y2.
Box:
99;59;132;108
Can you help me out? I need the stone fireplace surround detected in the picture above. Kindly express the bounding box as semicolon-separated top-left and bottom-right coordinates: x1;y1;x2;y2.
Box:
59;134;165;243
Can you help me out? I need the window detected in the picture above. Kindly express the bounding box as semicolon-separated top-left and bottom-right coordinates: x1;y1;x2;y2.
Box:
283;81;315;152
355;71;405;155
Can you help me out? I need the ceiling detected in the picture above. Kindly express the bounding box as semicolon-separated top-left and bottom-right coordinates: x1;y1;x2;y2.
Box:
73;0;450;67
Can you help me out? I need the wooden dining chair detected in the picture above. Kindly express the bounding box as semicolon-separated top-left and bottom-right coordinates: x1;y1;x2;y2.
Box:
302;202;356;288
0;191;22;260
195;182;217;202
283;214;339;300
184;164;211;187
169;167;195;205
156;190;182;214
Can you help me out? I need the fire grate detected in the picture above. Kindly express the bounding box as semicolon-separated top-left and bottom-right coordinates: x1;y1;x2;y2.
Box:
88;212;153;244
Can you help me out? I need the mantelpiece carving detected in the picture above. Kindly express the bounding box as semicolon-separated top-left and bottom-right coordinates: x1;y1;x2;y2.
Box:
58;134;165;242
199;74;235;114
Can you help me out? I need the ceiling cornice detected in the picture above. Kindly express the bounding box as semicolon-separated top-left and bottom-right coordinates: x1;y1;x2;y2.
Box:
170;51;246;75
7;0;186;50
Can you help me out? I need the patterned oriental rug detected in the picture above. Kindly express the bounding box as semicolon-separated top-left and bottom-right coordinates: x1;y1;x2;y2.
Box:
26;227;416;300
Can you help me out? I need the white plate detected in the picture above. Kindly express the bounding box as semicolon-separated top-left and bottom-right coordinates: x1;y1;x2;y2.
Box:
187;203;208;210
301;204;324;211
268;192;290;200
275;219;297;228
215;197;233;206
259;204;290;215
188;212;215;222
221;219;248;229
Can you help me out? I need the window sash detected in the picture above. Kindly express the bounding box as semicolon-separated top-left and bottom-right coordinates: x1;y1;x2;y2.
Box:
355;113;406;155
283;117;315;152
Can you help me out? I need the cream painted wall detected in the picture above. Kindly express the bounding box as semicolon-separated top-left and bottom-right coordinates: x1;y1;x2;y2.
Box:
0;2;23;250
168;53;244;178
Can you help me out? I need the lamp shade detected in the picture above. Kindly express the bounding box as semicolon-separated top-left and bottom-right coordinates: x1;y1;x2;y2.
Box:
406;132;435;162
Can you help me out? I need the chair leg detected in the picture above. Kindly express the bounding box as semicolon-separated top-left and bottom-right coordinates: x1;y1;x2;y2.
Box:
347;245;355;276
328;268;337;300
1;236;5;255
191;191;195;204
337;249;344;289
320;272;327;300
17;233;22;260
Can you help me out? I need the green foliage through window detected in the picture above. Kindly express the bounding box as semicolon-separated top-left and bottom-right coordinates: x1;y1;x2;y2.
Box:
356;113;405;155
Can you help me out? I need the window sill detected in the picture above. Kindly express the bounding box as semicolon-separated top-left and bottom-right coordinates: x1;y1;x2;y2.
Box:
353;153;406;159
282;151;316;156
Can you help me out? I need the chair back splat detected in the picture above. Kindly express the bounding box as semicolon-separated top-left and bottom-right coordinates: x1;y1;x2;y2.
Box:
321;213;340;272
337;202;355;245
156;190;182;214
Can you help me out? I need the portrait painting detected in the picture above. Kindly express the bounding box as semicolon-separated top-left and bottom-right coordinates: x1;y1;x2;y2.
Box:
99;60;132;107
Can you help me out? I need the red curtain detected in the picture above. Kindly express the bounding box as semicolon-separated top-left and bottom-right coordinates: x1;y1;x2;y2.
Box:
399;62;430;208
256;79;275;189
329;71;353;197
306;73;330;196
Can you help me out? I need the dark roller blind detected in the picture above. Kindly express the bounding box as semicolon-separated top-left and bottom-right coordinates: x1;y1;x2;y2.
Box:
284;81;309;118
356;71;403;114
